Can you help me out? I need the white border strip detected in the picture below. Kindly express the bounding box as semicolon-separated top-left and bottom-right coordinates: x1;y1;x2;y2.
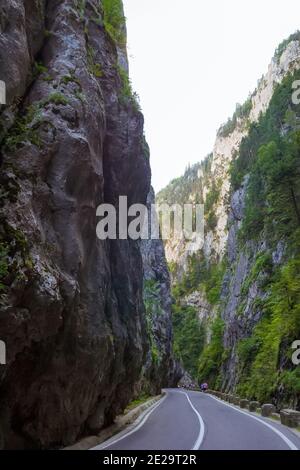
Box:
94;394;168;450
181;392;205;450
208;394;298;451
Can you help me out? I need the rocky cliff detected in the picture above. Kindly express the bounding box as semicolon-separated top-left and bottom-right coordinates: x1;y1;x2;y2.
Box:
158;34;300;408
140;188;182;395
0;0;178;449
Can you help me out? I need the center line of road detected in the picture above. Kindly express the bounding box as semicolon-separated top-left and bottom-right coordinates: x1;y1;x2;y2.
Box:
208;394;298;451
180;392;205;450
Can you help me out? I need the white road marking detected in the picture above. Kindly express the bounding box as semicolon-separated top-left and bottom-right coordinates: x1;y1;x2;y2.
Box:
180;391;205;450
207;393;298;451
92;394;167;450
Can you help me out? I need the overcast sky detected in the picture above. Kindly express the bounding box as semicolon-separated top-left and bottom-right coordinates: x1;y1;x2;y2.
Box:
123;0;300;192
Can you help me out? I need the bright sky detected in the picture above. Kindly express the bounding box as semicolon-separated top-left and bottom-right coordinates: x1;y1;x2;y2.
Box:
123;0;300;192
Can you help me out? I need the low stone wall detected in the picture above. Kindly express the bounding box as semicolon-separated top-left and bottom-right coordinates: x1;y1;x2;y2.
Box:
208;390;300;429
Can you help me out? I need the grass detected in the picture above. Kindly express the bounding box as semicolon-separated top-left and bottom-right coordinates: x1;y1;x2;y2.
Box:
3;103;42;150
116;64;141;111
45;92;69;106
3;91;69;151
102;0;126;46
61;74;81;87
87;45;103;78
124;394;152;413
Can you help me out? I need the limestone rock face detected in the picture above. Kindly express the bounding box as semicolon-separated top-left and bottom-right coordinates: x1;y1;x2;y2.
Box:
161;40;300;270
157;37;300;404
0;0;177;449
140;188;183;393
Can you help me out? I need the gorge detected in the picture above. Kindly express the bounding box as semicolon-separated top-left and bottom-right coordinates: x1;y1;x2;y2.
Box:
0;0;300;451
0;0;180;449
159;32;300;410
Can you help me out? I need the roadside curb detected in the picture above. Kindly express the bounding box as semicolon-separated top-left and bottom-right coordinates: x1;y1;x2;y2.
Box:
63;394;164;451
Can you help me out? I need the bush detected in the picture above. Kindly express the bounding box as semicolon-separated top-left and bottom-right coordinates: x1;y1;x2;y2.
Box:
274;31;300;63
230;69;300;191
173;304;205;378
102;0;126;46
236;256;300;403
218;98;252;138
198;316;225;388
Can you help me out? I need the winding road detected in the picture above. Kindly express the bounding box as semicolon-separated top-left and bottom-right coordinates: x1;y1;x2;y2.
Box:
92;389;300;451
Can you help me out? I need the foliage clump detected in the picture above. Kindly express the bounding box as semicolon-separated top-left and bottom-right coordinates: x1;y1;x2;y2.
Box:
143;279;162;364
102;0;126;46
218;98;252;138
197;316;225;388
274;31;300;63
237;256;300;403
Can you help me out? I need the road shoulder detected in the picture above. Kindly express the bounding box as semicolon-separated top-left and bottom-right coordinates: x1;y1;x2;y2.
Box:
63;394;164;451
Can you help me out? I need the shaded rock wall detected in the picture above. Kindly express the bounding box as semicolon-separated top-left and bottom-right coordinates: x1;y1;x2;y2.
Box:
0;0;177;449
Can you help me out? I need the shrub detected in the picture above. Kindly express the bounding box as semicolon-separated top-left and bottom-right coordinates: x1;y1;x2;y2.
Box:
173;304;205;378
198;316;225;388
274;31;300;63
87;45;103;78
102;0;126;46
218;98;252;138
236;256;300;402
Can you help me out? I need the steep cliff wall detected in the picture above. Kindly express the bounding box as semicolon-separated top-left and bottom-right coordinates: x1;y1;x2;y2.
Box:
140;188;183;395
0;0;178;449
158;34;300;408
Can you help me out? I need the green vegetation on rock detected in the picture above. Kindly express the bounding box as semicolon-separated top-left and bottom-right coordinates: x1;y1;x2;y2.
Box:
116;64;141;110
143;279;163;364
237;256;300;403
171;253;226;378
218;98;252;138
173;303;205;378
102;0;126;46
274;31;300;63
198;316;225;389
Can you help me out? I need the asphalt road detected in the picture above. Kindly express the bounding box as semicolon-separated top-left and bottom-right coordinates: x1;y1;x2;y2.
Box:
92;389;300;451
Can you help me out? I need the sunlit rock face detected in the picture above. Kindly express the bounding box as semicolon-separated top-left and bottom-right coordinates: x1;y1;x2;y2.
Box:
160;40;300;272
0;0;178;449
158;37;300;405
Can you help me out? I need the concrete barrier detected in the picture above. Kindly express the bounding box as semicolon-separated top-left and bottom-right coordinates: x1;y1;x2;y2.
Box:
280;409;300;428
233;396;240;406
261;404;276;417
228;395;235;404
249;401;260;412
240;399;250;409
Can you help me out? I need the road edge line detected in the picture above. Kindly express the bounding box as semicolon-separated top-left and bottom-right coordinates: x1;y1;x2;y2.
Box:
207;393;298;451
181;392;205;450
92;393;168;450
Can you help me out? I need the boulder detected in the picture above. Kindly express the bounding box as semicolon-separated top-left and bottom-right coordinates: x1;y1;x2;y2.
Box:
233;396;240;406
240;399;250;409
280;409;300;428
261;404;276;417
249;401;260;412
